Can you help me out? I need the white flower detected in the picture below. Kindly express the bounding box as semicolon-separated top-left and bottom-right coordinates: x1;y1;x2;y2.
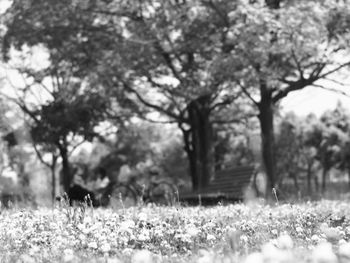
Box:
119;220;135;233
240;235;248;243
311;235;320;243
63;249;74;262
271;229;278;235
88;241;98;249
100;242;111;253
339;242;350;258
244;252;264;263
206;234;216;241
276;234;294;250
138;212;148;221
196;249;215;263
295;226;303;233
311;242;337;263
262;243;292;262
131;250;154;263
187;225;199;237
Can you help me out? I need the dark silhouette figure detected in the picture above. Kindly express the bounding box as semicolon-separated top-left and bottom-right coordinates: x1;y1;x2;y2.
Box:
57;184;99;207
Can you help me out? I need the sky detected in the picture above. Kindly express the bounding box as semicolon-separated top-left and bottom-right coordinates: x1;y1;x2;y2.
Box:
281;85;350;117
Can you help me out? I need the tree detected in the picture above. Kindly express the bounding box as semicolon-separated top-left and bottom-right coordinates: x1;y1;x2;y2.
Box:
320;102;350;189
1;0;254;191
3;0;350;195
221;0;350;196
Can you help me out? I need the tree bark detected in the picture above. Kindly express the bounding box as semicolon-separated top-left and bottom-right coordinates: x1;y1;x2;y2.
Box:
306;162;313;195
182;95;215;191
258;85;276;198
57;142;72;193
322;168;328;193
266;0;280;9
50;155;58;204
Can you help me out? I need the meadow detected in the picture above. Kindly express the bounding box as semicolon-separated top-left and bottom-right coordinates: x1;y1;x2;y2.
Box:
1;199;350;263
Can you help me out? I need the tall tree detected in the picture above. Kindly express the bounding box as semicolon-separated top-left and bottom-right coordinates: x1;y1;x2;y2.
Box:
224;0;350;195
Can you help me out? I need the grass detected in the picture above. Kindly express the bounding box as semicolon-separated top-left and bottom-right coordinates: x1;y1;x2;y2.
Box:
1;196;350;263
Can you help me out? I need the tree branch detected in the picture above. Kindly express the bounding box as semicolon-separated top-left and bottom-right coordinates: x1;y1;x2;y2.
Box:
236;81;260;107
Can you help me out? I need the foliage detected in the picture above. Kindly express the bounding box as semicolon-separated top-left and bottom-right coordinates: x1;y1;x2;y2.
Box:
30;92;108;145
2;0;350;194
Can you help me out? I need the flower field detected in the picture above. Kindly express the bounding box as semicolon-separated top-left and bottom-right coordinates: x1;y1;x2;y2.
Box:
1;200;350;263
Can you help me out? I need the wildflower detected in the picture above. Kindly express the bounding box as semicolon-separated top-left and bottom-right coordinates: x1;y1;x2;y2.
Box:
100;242;111;253
276;234;293;250
311;242;337;263
339;242;350;259
131;249;154;263
240;235;248;243
244;252;264;263
295;226;303;233
119;220;135;232
271;229;278;236
19;254;36;263
138;212;148;222
187;225;199;237
320;223;341;243
311;235;320;243
63;249;75;262
88;241;98;249
262;243;292;262
206;234;216;241
196;249;215;263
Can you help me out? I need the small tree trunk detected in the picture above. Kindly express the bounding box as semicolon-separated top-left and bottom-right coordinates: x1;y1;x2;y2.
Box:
314;174;319;193
322;168;328;193
292;173;299;192
306;162;313;195
348;167;350;190
51;155;57;204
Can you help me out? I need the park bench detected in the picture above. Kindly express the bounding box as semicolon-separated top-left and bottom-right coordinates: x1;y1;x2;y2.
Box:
180;166;257;205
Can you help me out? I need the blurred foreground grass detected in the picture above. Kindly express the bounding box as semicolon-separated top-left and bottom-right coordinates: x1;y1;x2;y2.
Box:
0;199;350;263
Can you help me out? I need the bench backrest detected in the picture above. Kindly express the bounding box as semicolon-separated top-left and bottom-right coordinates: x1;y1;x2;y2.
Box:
201;166;256;199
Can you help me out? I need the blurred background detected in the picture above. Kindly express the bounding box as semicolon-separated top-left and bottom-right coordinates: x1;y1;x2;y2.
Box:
0;0;350;206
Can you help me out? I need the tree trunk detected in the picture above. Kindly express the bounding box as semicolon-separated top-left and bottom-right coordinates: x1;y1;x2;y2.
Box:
182;128;198;190
322;168;328;193
348;166;350;190
306;161;313;195
291;173;299;192
266;0;280;9
314;174;319;193
258;85;276;198
57;142;72;193
183;95;215;191
50;155;58;204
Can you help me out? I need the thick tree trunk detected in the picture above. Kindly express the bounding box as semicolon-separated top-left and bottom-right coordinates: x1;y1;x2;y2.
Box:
258;86;276;198
182;95;215;191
